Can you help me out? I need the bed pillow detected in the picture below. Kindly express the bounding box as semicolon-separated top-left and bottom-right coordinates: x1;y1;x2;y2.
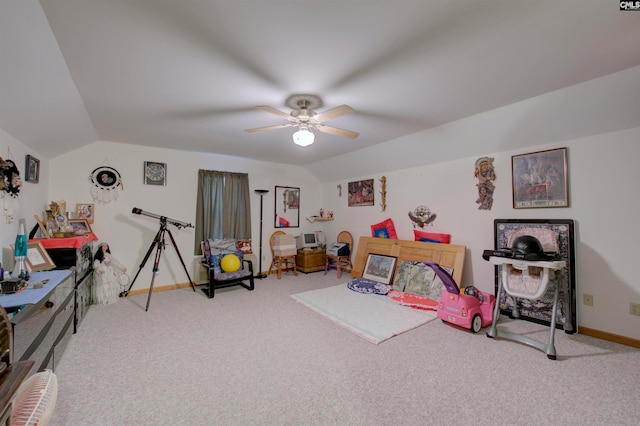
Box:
371;218;398;239
237;239;253;254
347;278;391;295
413;229;451;244
208;238;238;254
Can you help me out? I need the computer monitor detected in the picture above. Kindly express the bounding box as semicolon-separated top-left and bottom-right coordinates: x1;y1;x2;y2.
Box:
296;233;318;249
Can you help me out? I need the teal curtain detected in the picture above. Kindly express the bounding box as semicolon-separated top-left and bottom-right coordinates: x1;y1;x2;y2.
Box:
195;170;251;254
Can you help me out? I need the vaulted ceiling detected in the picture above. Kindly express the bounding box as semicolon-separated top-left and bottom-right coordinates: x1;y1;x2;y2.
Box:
1;1;639;168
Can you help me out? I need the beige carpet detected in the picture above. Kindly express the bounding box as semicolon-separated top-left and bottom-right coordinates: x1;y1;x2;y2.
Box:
49;272;640;425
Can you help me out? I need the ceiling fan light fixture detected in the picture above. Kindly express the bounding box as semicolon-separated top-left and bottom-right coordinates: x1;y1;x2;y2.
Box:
293;128;315;146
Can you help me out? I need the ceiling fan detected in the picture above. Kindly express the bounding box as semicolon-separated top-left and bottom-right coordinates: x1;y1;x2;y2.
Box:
245;94;359;146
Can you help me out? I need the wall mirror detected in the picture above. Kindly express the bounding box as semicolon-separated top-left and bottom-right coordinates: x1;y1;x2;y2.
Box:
274;186;300;228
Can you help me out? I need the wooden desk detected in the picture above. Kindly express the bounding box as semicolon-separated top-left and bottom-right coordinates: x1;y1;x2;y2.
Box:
295;248;326;273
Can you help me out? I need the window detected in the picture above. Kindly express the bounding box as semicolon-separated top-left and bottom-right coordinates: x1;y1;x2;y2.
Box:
194;170;251;254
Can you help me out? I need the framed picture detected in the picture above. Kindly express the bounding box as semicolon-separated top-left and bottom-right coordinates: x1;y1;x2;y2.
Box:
75;203;95;224
274;186;300;228
68;218;93;235
512;147;568;208
392;260;453;300
348;179;374;206
493;219;576;333
144;161;167;185
10;241;56;272
363;254;398;285
25;155;40;183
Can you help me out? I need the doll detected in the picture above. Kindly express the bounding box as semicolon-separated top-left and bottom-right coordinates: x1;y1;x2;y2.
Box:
93;243;127;305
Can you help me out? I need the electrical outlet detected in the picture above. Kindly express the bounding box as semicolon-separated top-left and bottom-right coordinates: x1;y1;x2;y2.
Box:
583;294;594;306
630;303;640;316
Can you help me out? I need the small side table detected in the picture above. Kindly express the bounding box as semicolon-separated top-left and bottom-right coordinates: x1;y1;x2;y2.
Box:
295;248;326;273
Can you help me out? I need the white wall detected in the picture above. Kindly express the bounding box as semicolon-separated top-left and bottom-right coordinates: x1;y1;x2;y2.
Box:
3;125;640;342
319;127;640;340
0;129;49;270
48;141;325;290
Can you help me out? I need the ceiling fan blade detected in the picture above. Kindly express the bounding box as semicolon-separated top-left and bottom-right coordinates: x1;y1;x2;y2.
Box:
313;105;355;122
256;105;294;121
317;125;359;139
245;123;294;133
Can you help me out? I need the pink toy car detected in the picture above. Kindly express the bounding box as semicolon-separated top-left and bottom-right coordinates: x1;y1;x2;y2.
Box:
423;261;496;333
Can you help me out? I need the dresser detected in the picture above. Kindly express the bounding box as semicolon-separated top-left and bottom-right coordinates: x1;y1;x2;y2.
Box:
1;270;75;377
31;234;96;332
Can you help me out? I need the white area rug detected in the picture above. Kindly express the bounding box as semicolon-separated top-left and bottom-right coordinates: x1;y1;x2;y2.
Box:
291;283;437;344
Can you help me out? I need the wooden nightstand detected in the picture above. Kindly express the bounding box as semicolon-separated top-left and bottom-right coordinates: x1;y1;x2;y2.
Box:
295;248;326;273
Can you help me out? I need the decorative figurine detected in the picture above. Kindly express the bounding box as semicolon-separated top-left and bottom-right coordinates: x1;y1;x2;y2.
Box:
474;157;496;210
93;243;127;305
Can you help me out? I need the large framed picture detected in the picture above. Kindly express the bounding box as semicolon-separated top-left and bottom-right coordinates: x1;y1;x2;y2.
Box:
363;254;398;285
493;219;576;333
511;147;568;209
68;218;93;235
10;241;56;272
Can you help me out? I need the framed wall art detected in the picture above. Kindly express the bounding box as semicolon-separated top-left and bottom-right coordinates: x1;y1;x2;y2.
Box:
69;218;93;235
493;219;576;333
144;161;167;186
75;203;95;224
363;254;398;285
10;241;56;272
348;179;374;206
274;186;300;228
512;147;568;208
25;155;40;183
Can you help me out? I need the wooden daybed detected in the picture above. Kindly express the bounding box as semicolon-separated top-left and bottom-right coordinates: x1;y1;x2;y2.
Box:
350;236;466;284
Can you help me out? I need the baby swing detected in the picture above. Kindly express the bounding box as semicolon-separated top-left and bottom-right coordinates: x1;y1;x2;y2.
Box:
486;229;566;360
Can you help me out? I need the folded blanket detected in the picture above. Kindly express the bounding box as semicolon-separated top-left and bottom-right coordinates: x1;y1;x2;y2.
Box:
387;290;438;311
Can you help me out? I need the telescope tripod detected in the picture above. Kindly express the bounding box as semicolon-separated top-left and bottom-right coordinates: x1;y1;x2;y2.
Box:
121;217;195;311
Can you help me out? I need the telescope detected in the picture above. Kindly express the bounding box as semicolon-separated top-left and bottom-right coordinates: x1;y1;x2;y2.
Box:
132;207;193;229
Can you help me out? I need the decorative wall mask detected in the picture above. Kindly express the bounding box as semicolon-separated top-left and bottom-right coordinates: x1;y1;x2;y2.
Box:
90;166;123;204
474;156;496;210
408;205;437;228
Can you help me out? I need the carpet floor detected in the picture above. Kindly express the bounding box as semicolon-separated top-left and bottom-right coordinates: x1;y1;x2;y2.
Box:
49;271;640;425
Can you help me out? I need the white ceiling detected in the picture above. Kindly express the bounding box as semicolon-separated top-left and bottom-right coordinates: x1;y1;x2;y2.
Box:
1;1;640;169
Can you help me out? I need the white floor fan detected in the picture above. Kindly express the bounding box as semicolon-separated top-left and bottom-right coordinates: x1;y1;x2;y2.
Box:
11;369;58;426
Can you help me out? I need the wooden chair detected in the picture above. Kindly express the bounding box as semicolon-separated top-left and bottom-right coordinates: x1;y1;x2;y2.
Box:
324;230;353;279
268;231;297;279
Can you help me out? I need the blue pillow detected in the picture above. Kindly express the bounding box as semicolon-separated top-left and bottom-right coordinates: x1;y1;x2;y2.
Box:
419;238;441;243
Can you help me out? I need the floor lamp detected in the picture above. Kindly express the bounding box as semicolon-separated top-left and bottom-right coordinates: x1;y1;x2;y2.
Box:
254;189;269;279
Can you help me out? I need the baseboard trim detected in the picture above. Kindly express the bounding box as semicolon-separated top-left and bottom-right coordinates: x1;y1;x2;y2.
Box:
579;326;640;349
124;282;195;297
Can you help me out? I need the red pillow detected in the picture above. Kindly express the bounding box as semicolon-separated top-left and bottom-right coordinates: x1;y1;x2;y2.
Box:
413;229;451;244
371;218;398;239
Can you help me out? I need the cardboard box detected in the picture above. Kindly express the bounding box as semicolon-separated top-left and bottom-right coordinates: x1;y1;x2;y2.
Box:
274;234;295;245
274;244;297;257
